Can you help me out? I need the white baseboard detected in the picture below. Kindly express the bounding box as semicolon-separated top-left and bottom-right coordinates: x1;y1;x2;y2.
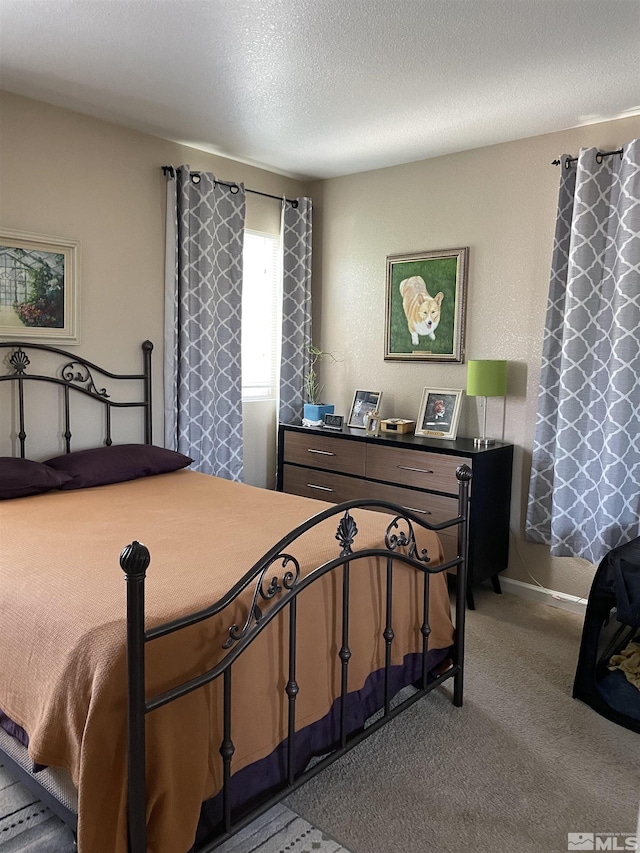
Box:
499;576;587;615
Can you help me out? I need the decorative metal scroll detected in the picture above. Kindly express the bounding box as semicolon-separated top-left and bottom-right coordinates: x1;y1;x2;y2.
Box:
384;516;431;564
222;504;434;651
4;347;110;398
8;348;29;375
336;511;358;556
223;553;301;648
61;360;110;398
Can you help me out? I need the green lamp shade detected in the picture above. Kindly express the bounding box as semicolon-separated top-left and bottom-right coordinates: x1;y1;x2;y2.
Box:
466;360;507;397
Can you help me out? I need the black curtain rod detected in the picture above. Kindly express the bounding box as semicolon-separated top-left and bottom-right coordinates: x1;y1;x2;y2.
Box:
162;166;299;207
551;148;624;169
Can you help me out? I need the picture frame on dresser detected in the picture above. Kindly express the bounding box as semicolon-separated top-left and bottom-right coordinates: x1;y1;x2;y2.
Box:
348;390;382;428
364;412;381;436
0;228;80;344
415;388;464;440
384;246;468;363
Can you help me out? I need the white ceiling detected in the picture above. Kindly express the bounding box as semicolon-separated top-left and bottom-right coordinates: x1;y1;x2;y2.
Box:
1;0;638;180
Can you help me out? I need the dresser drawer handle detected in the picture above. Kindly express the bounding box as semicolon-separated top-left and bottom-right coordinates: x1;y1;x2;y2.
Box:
307;449;335;456
307;483;334;492
401;506;432;515
397;465;435;475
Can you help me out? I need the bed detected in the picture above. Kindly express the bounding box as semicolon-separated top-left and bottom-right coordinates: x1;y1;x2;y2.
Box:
0;340;470;853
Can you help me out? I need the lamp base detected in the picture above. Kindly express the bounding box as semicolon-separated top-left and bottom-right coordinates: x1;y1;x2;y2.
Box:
473;437;496;448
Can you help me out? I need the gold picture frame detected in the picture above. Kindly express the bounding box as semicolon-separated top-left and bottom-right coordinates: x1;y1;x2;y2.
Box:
384;247;468;362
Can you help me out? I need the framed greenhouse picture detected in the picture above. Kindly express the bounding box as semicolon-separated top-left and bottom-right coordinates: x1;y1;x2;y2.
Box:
384;246;468;362
0;229;80;343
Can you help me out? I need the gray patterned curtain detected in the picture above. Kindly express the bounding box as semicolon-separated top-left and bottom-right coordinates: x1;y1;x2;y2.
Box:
526;140;640;563
279;198;312;425
164;166;246;481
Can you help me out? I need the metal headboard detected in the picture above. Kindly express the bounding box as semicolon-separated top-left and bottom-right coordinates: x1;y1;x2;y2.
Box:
0;340;153;457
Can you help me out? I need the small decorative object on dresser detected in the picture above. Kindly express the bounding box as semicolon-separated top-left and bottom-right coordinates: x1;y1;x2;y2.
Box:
380;418;415;434
323;412;344;430
303;343;338;424
364;412;381;436
348;389;382;428
415;388;464;440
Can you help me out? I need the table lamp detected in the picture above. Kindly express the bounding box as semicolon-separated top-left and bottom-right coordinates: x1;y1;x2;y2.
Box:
466;360;507;447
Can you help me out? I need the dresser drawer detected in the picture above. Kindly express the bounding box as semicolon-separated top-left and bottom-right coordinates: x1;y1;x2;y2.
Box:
362;480;460;565
282;465;366;504
366;480;459;524
366;445;469;495
283;431;366;476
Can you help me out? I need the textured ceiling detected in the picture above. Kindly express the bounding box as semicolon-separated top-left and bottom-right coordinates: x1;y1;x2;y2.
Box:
0;0;638;180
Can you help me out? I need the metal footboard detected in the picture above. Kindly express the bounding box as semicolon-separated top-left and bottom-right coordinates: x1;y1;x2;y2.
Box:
121;465;471;853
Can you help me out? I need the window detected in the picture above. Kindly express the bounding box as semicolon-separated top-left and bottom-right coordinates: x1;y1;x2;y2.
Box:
242;231;280;401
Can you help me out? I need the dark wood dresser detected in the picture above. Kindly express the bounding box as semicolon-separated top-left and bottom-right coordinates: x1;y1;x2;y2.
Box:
276;423;514;608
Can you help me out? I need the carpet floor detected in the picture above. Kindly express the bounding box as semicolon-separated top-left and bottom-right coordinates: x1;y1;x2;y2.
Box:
286;588;640;853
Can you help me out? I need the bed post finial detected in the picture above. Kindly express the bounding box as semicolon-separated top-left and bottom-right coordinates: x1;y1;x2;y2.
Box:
120;541;150;577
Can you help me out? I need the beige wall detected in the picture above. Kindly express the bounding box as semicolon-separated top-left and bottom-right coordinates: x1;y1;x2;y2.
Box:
2;91;638;597
0;92;308;486
311;114;640;599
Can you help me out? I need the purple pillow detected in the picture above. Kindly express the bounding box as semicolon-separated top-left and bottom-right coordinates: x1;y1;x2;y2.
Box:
0;457;73;500
44;444;193;490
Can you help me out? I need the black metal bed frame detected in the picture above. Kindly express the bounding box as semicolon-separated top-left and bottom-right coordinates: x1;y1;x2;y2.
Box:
0;339;153;455
0;340;471;853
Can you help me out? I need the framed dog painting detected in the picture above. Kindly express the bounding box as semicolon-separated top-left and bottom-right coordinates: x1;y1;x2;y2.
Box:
384;247;468;362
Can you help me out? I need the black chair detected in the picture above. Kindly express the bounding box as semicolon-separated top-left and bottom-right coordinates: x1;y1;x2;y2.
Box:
573;537;640;734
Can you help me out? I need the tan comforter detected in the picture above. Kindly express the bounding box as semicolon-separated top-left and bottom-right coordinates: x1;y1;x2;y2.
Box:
0;470;453;853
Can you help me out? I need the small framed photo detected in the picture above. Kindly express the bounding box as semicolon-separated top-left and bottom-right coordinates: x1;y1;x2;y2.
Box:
365;413;381;437
0;228;80;344
415;388;464;440
348;389;383;429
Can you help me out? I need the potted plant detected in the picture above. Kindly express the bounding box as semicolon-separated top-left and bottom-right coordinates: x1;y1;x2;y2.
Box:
303;344;338;423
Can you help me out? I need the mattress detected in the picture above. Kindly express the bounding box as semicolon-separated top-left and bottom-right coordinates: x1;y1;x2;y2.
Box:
0;469;453;853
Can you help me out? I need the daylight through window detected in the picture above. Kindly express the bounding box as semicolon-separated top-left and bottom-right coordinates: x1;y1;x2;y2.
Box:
242;231;280;401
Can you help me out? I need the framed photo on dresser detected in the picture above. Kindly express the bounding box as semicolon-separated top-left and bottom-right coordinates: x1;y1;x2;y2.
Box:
348;390;382;428
415;387;463;439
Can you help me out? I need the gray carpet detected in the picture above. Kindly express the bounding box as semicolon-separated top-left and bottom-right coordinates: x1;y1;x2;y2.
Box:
286;588;640;853
2;589;638;852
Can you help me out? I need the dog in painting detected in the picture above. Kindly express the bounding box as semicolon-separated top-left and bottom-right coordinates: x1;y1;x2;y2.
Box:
399;276;444;346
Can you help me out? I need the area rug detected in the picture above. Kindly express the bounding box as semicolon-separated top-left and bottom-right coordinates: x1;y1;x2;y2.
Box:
0;764;352;852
